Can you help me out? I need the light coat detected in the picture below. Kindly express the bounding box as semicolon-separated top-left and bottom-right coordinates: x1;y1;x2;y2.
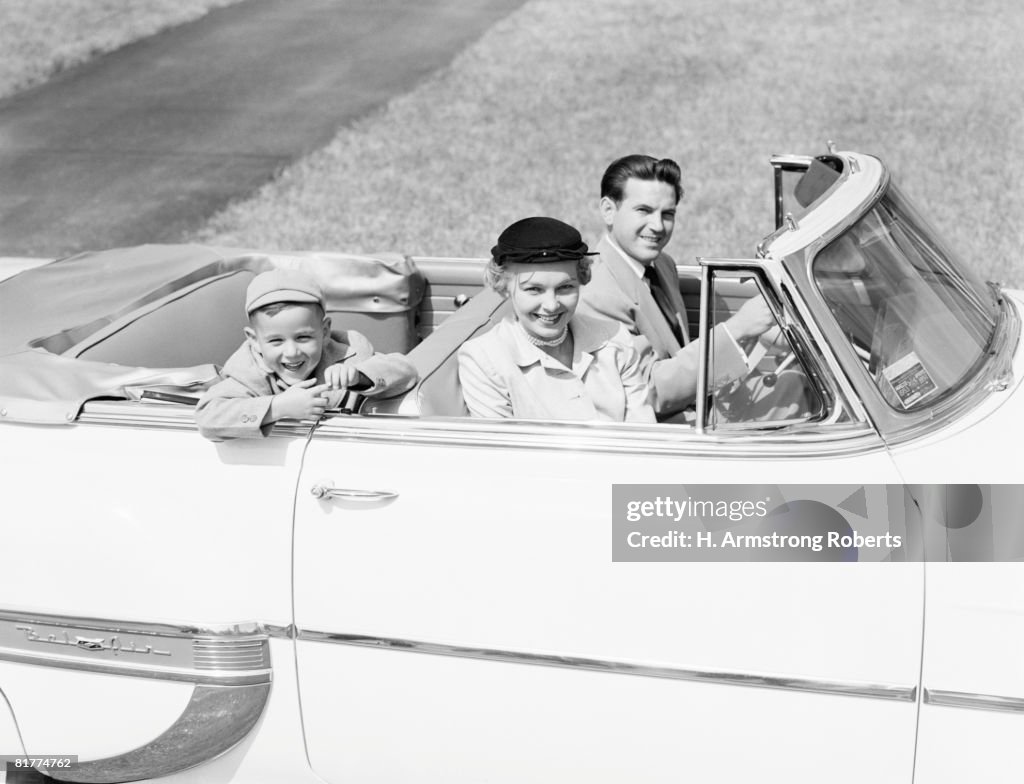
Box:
575;236;746;418
196;330;416;440
458;314;655;423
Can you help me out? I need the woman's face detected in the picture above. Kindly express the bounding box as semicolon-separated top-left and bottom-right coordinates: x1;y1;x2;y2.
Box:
508;260;581;342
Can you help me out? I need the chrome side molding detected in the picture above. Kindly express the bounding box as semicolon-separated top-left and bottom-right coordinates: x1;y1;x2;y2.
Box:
300;631;917;703
0;610;271;686
53;684;269;784
0;609;273;783
923;688;1024;714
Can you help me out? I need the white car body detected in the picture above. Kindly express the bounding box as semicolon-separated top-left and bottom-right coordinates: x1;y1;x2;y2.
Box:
1;150;1021;782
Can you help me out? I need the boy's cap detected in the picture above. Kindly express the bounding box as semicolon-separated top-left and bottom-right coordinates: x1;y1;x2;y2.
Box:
245;269;325;314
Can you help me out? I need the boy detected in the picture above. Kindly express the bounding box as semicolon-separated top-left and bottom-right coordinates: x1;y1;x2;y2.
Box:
196;268;417;440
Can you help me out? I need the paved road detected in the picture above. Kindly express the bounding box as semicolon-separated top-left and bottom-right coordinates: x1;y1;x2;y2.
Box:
0;0;526;257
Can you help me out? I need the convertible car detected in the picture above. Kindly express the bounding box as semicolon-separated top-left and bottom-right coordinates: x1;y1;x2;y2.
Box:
1;149;1021;783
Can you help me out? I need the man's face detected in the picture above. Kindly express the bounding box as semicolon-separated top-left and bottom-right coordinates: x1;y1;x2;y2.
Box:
245;303;329;385
600;178;678;264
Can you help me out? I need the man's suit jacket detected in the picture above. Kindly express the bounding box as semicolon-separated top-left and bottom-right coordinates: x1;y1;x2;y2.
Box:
576;236;746;418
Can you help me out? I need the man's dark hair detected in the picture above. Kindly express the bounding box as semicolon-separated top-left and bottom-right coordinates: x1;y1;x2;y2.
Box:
600;155;683;204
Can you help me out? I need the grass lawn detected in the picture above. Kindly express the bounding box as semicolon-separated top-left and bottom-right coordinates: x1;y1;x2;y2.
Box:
195;0;1022;286
0;0;244;101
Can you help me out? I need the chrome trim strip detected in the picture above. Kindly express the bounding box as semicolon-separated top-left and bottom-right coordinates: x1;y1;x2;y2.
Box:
923;688;1024;714
0;610;271;685
880;293;1022;448
766;152;887;259
774;261;872;424
299;631;916;703
764;153;1023;445
769;154;814;169
78;398;887;458
51;684;270;784
0;611;275;781
694;261;859;430
695;261;711;434
264;623;296;640
0;649;268;686
0;609;265;638
76;402;313;437
315;415;885;458
792;192;1021;446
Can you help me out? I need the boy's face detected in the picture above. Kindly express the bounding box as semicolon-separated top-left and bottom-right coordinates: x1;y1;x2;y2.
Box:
244;303;330;385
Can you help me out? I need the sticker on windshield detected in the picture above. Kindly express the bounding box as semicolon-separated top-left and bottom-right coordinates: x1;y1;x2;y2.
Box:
882;351;937;408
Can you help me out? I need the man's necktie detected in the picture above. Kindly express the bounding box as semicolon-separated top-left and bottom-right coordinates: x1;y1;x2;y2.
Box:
643;265;685;345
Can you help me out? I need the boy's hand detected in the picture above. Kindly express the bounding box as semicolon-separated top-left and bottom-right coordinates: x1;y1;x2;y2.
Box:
324;363;363;393
269;379;330;422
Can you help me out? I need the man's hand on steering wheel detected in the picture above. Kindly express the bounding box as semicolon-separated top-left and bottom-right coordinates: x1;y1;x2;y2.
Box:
725;296;775;341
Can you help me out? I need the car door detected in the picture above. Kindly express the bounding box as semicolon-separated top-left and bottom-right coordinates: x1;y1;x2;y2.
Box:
0;401;310;782
292;412;921;783
888;411;1024;782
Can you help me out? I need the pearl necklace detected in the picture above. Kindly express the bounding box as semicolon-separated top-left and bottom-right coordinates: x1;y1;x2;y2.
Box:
518;320;569;347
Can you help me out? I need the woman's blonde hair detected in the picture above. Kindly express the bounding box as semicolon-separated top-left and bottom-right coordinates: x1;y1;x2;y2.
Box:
485;256;593;296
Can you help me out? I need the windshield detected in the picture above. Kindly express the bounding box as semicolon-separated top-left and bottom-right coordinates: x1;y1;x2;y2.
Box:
812;185;999;411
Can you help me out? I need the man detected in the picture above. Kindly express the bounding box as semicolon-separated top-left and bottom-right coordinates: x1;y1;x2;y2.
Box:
576;154;774;420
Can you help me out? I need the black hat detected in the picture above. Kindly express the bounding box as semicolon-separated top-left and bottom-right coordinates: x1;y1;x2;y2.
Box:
491;217;596;265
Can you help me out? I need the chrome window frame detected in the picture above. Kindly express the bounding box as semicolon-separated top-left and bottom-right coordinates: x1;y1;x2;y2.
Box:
770;153;814;230
693;258;858;435
765;151;1021;445
75;399;888;460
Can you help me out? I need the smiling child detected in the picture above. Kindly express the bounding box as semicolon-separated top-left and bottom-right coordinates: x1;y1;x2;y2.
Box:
196;268;416;440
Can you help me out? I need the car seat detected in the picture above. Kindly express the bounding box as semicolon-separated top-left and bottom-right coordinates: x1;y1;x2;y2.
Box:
405;287;510;416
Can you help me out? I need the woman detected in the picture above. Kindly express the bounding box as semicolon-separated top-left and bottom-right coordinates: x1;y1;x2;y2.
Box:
458;216;655;422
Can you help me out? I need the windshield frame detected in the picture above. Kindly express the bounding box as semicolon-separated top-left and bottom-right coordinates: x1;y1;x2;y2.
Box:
763;151;1016;444
810;185;1000;414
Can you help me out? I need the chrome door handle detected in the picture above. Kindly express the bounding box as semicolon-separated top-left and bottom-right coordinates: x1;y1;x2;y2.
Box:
310;484;398;502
